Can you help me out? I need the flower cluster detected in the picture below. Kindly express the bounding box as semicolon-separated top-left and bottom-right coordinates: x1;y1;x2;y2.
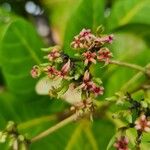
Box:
113;94;150;149
0;121;29;150
71;28;113;65
80;70;104;97
70;98;95;117
31;27;114;117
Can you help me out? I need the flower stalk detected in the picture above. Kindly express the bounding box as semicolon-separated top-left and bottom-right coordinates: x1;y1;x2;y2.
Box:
31;114;77;143
109;60;146;73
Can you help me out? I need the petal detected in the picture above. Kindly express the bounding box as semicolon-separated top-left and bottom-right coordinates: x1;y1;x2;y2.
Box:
144;127;150;132
90;58;96;64
141;114;146;121
135;125;141;130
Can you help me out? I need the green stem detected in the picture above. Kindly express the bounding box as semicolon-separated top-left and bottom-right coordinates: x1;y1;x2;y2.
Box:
110;60;145;73
31;114;77;143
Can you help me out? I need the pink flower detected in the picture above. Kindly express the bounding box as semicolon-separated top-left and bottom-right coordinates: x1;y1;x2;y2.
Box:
114;136;129;150
47;48;60;61
80;70;95;90
82;51;96;65
91;85;104;97
97;34;114;44
135;114;150;132
80;71;104;97
97;48;112;63
30;66;40;78
79;28;95;43
59;59;71;78
71;36;84;49
43;66;59;77
71;29;95;49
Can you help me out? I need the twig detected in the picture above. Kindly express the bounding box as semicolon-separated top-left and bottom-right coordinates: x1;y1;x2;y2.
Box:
109;60;145;73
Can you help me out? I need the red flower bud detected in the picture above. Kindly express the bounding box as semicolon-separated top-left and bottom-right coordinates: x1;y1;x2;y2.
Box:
30;66;40;78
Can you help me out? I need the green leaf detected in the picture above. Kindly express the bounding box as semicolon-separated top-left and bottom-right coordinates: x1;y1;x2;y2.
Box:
0;18;44;98
63;0;105;57
107;0;150;31
97;33;149;98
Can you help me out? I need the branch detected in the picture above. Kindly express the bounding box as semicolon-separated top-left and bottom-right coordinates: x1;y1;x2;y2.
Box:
109;60;146;73
31;114;77;143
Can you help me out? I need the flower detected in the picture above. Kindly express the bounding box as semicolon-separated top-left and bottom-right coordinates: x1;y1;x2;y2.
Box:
82;51;96;65
79;28;95;43
70;98;94;115
79;70;104;97
71;29;95;49
91;85;104;97
59;59;71;78
43;66;59;77
97;34;114;44
135;114;150;132
30;66;40;78
71;36;84;49
80;70;94;90
114;136;129;150
97;47;113;64
47;48;60;61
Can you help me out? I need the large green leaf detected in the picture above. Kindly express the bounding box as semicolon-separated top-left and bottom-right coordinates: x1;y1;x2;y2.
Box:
63;0;105;57
107;0;150;31
0;18;44;98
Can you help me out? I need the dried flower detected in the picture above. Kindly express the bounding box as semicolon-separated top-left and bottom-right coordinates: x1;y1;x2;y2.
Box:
97;47;113;64
114;136;129;150
135;114;150;132
30;66;40;78
82;51;96;65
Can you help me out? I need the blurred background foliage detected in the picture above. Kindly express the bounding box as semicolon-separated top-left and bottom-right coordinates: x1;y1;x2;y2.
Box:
0;0;150;149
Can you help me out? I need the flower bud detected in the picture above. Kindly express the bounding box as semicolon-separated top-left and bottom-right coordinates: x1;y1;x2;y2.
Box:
59;59;71;77
30;65;41;78
0;133;7;143
6;121;15;132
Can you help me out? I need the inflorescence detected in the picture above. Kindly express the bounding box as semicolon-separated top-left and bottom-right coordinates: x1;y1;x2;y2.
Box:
31;28;113;117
